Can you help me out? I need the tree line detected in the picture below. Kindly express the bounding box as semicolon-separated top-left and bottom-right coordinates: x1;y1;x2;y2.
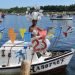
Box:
40;4;75;12
0;4;75;13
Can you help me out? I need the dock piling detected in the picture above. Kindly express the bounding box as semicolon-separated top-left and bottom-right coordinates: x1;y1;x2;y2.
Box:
20;60;31;75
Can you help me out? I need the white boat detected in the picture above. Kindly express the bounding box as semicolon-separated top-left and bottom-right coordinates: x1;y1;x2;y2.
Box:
50;15;73;20
0;40;74;75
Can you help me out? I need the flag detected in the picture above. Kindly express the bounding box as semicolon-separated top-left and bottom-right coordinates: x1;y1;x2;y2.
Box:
24;32;31;42
8;28;16;43
20;28;26;39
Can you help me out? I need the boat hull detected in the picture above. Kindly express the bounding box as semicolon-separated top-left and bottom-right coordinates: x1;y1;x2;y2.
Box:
33;65;67;75
0;51;73;75
50;17;73;20
0;65;67;75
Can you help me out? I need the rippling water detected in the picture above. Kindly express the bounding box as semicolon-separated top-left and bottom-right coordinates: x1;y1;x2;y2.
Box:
0;15;75;75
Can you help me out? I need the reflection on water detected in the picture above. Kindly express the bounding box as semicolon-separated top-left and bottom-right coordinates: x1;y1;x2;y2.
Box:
0;15;75;75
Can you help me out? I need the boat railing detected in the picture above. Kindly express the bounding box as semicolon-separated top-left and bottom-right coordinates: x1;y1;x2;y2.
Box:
2;45;25;47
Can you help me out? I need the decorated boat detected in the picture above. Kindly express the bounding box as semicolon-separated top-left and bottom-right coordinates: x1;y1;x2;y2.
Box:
0;26;74;75
0;39;74;75
0;29;74;75
0;7;74;75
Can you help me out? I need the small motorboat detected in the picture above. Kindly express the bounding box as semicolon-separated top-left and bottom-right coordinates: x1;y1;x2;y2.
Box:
50;14;73;20
0;40;74;75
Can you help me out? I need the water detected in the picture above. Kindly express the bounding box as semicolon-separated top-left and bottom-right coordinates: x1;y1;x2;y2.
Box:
0;15;75;75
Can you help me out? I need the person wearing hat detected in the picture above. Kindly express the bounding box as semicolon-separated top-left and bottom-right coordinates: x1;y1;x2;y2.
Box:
28;11;43;38
28;11;52;57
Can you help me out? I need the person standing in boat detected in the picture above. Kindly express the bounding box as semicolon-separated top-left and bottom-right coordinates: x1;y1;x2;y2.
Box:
28;10;43;37
28;10;51;56
29;19;43;38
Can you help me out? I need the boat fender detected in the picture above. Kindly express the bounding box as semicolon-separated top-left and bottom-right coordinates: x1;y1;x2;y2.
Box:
2;65;6;67
8;53;11;57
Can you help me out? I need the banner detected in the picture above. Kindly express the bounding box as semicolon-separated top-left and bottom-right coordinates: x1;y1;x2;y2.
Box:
20;28;26;39
24;32;31;42
8;28;16;43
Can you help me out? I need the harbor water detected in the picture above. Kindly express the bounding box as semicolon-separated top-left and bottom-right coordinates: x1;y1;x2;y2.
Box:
0;15;75;75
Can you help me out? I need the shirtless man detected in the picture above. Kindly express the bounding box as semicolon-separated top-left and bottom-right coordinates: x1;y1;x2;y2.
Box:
29;19;43;38
29;19;51;57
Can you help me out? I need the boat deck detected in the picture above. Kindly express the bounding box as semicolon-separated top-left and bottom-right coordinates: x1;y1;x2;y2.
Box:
36;50;71;58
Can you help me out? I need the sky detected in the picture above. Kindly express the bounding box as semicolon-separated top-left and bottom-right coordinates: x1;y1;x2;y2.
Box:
0;0;75;9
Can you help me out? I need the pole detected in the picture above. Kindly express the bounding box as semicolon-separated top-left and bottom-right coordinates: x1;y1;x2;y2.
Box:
20;60;31;75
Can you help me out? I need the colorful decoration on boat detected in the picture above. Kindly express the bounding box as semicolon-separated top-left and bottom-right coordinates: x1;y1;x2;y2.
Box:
16;49;26;63
24;32;31;42
51;26;62;48
46;27;55;40
47;33;54;40
16;50;25;59
46;27;55;33
63;26;73;37
8;28;16;43
38;30;47;38
32;37;47;52
0;33;2;40
19;28;26;39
